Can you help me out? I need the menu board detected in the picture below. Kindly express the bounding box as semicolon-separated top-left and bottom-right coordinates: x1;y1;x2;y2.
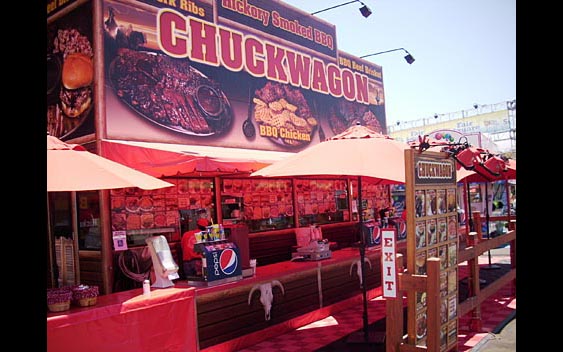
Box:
406;150;458;351
413;190;458;349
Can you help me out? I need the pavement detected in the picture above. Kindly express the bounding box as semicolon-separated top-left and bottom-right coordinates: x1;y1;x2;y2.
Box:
471;314;515;351
235;245;516;352
470;245;516;352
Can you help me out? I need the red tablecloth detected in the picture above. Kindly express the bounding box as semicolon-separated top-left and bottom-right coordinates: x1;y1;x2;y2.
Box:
47;287;197;352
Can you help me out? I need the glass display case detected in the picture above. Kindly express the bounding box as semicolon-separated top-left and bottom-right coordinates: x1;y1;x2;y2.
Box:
390;184;406;218
221;194;243;225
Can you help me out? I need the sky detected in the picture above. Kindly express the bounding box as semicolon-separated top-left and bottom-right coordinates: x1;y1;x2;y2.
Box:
281;0;516;126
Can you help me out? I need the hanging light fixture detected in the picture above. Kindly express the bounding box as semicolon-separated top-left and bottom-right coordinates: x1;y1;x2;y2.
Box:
311;0;372;18
359;3;372;17
360;47;416;64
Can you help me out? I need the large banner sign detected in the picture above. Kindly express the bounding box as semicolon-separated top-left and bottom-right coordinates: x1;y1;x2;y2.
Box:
47;0;387;151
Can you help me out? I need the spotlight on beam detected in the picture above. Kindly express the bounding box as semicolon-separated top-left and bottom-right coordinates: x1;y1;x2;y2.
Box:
311;0;372;18
359;4;372;18
360;48;416;65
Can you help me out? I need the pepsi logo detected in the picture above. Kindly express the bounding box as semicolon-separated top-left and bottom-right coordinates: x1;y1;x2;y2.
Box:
399;222;406;235
372;227;381;245
219;249;238;275
397;221;407;240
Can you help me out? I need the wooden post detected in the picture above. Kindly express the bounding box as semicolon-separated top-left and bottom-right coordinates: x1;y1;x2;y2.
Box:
426;258;441;351
509;220;516;295
386;254;404;352
466;232;482;332
472;211;482;240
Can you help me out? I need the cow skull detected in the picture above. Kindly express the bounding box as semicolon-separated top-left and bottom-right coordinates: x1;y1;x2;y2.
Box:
248;280;285;321
350;258;372;288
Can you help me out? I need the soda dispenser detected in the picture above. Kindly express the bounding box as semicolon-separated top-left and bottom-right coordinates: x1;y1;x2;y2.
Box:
190;224;243;287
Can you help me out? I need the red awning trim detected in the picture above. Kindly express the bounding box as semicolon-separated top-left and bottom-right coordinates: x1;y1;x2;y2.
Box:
100;140;296;178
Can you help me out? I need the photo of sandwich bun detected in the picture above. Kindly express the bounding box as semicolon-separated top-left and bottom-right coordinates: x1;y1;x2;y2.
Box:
60;52;93;118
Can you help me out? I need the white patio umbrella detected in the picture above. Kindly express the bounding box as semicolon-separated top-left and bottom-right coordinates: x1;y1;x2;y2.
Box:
252;123;411;342
47;135;173;191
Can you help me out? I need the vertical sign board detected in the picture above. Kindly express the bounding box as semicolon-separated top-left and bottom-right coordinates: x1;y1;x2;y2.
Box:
381;228;398;298
404;149;458;351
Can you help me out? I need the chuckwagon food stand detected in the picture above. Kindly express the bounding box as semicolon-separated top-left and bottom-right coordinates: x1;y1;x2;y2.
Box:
47;0;407;350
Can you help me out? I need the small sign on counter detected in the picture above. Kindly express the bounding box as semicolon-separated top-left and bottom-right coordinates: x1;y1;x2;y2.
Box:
112;231;128;251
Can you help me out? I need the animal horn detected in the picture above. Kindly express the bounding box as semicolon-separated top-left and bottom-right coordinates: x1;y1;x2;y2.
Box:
271;280;285;295
364;257;372;270
349;261;357;276
248;284;260;305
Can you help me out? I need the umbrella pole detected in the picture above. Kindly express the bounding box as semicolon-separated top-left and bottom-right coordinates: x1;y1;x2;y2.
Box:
483;182;500;270
358;177;369;340
465;180;473;232
347;177;379;345
47;193;58;288
505;177;511;223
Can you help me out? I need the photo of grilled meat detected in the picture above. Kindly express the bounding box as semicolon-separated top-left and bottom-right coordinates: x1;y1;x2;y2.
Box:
47;26;94;138
109;48;232;136
327;99;383;135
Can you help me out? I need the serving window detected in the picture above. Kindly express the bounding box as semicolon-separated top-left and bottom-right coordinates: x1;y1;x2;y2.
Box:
221;178;294;233
349;179;392;221
109;178;216;248
108;176;395;239
296;179;349;226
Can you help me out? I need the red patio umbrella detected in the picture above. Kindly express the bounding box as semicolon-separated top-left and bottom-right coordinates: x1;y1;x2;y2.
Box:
456;157;516;262
456;159;516;183
47;135;174;191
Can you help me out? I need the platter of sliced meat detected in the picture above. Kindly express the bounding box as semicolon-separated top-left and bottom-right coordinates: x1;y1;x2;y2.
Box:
108;48;233;136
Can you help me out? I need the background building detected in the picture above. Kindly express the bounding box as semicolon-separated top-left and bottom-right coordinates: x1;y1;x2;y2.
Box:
387;100;516;158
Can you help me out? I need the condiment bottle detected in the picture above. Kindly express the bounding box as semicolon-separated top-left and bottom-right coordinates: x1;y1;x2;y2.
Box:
143;279;151;297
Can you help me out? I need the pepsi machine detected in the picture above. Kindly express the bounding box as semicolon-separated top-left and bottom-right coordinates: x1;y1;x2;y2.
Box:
191;239;243;286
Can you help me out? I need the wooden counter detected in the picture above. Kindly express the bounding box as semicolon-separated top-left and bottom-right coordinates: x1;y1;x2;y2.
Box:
176;242;407;350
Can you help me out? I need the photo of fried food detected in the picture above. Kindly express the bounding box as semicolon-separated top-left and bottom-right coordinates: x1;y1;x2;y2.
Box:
252;81;317;147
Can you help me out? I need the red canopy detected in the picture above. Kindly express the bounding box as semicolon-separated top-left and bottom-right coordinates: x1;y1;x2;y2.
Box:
456;159;516;183
100;139;296;178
